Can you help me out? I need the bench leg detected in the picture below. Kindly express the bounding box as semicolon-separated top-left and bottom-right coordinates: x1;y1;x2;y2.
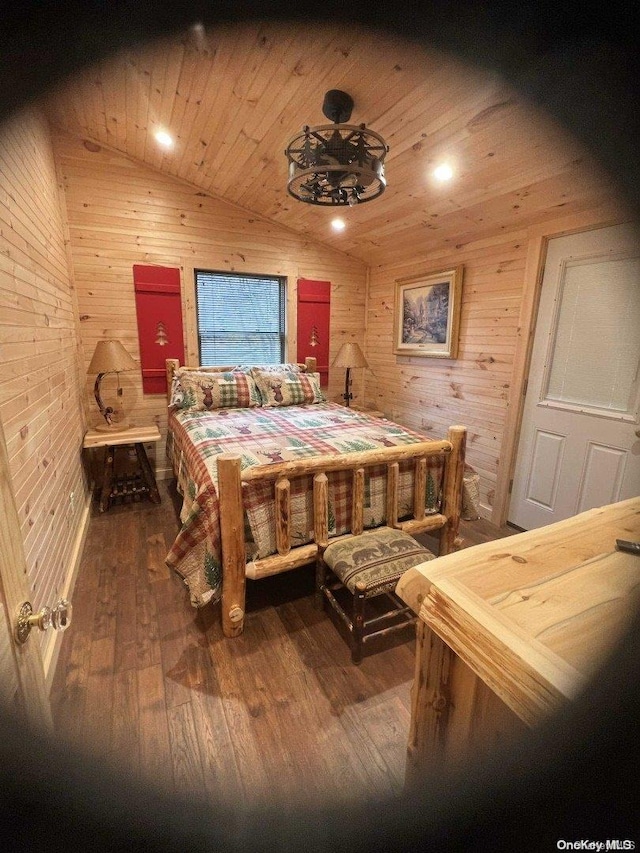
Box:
351;582;367;664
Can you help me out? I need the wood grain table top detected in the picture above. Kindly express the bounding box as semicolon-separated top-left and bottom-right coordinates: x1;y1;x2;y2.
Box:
396;497;640;726
83;424;161;449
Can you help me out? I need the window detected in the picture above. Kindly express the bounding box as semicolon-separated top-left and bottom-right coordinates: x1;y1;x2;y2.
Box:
195;270;286;365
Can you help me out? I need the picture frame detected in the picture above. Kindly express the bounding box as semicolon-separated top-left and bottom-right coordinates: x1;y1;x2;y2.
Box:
393;266;463;359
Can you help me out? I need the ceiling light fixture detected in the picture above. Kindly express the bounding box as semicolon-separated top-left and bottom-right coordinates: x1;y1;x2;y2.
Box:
154;130;174;148
285;89;388;206
331;218;346;232
433;162;454;181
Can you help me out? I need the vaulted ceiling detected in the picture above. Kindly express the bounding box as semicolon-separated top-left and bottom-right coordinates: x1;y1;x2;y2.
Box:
42;20;617;266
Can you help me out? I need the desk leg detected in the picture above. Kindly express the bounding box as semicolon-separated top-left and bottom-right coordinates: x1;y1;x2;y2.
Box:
405;621;453;789
99;446;115;513
405;622;528;789
134;442;161;504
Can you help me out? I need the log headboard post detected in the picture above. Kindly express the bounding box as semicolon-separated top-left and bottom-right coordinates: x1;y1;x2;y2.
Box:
304;356;317;373
166;358;180;404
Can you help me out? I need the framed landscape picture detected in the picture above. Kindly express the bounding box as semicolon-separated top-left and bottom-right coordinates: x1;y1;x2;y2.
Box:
393;266;463;358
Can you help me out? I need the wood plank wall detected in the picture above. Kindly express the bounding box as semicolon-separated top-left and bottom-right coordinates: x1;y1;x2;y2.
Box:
0;108;89;653
51;129;368;475
365;206;628;522
366;233;526;519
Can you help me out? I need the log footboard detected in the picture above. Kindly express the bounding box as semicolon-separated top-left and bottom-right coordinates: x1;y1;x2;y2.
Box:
217;425;466;637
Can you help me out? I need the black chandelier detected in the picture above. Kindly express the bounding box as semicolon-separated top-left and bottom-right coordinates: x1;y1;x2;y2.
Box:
285;89;388;206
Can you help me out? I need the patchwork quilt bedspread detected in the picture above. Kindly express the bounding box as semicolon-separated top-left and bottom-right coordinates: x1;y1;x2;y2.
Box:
165;402;444;607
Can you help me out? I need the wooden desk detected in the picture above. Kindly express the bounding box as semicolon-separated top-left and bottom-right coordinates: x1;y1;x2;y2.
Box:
396;497;640;785
83;425;161;512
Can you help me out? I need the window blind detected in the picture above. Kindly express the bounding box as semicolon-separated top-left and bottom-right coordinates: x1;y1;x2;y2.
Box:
195;271;286;365
546;256;640;413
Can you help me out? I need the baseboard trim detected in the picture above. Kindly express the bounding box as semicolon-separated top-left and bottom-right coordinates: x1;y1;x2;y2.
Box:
479;501;492;520
43;487;93;693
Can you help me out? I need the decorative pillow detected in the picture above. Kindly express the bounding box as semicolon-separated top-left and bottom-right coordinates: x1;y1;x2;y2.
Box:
168;372;185;408
251;368;325;406
168;369;203;409
171;368;261;410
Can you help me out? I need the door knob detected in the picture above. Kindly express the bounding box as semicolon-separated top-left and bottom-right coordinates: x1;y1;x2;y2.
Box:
15;598;72;645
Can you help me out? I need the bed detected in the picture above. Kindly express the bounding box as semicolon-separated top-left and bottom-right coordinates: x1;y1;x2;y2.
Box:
164;357;466;637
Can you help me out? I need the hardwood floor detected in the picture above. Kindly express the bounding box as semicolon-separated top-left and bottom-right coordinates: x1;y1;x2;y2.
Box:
49;481;514;809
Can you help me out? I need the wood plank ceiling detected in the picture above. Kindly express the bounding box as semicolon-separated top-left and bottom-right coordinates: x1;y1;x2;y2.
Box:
41;20;618;267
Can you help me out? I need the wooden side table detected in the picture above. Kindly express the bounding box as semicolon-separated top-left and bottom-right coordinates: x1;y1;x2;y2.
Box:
83;425;162;512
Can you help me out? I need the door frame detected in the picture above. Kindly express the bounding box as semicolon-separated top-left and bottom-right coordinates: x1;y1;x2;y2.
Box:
492;205;630;527
0;409;52;732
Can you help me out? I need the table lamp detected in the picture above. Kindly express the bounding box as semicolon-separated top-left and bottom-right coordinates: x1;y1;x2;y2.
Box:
87;338;137;431
332;341;368;406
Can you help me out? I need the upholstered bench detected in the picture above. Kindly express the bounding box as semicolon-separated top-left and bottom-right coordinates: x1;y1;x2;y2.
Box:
316;526;436;664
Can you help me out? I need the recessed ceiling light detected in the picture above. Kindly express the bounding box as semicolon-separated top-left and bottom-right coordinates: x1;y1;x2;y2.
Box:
191;22;206;47
433;162;454;182
331;218;346;232
154;130;174;148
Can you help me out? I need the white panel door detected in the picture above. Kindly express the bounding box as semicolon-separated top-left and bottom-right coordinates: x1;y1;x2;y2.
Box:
510;224;640;530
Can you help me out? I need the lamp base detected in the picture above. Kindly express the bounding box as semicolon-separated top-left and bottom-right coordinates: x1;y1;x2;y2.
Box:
343;366;352;407
94;419;131;433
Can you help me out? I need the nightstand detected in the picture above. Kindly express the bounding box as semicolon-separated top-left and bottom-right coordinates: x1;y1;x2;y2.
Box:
83;425;161;512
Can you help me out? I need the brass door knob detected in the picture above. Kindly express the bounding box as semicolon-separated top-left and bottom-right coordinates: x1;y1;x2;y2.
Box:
15;599;72;645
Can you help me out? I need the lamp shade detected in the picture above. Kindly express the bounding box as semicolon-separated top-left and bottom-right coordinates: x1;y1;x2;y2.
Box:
332;341;368;369
88;339;137;374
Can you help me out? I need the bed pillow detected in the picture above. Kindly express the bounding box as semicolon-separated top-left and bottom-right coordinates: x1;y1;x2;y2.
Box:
235;362;302;374
170;368;261;410
251;368;325;406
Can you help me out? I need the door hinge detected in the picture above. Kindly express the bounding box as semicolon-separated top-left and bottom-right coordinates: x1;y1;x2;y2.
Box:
508;478;514;494
522;378;528;397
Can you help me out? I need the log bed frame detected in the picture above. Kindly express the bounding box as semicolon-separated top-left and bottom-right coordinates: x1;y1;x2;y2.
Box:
165;357;466;638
